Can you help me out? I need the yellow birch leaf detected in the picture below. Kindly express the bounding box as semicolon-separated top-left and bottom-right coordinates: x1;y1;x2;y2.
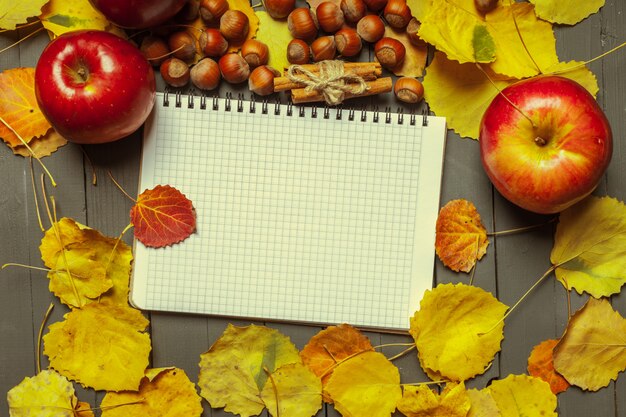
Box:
485;3;558;78
435;199;489;273
255;11;292;72
397;382;471;417
406;0;432;22
198;324;301;417
0;0;48;29
39;0;125;38
410;283;507;381
423;52;598;139
300;323;374;386
12;128;67;158
551;196;626;297
260;363;323;417
529;0;605;25
0;67;51;148
7;370;77;417
100;368;203;417
39;217;132;308
383;26;428;77
466;388;501;417
323;351;401;417
43;302;151;392
553;297;626;391
417;0;495;64
487;375;557;417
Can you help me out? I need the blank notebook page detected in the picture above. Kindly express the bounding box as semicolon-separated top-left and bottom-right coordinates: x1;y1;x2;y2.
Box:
131;92;446;330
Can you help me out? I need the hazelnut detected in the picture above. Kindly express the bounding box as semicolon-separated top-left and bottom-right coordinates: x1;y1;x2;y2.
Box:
160;57;190;87
316;1;345;33
241;39;269;67
220;10;250;43
356;15;385;43
311;36;336;61
287;39;311;64
191;57;222;90
218;53;251;83
334;27;362;57
249;65;281;95
394;77;424;103
374;37;405;68
288;8;318;41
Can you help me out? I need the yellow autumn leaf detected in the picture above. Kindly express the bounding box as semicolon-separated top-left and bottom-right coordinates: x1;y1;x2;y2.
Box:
43;302;151;391
255;11;292;72
423;52;599;139
38;0;125;38
417;0;496;64
529;0;605;25
487;375;557;417
466;388;501;417
323;351;401;417
486;2;558;78
551;196;626;297
39;217;133;308
410;283;507;381
198;324;301;417
397;382;471;417
260;363;323;417
406;0;432;21
7;370;77;417
100;368;203;417
12;128;67;158
74;402;95;417
553;297;626;391
0;0;48;29
382;26;428;77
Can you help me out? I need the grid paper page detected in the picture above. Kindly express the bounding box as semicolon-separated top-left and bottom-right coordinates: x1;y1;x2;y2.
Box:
131;92;446;330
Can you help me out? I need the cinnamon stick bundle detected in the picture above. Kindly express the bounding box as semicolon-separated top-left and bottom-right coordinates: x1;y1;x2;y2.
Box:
290;77;392;104
274;61;383;92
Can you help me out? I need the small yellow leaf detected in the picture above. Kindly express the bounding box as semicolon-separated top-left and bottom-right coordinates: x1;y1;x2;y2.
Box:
487;375;557;417
397;382;471;417
255;11;292;72
39;0;125;38
323;351;401;417
486;3;558;78
410;283;507;381
529;0;605;25
551;196;626;297
43;302;151;391
553;297;626;391
12;128;68;158
0;0;48;29
39;217;133;308
383;26;428;77
100;368;203;417
260;363;323;417
435;199;489;273
7;370;77;417
198;324;301;417
466;388;501;417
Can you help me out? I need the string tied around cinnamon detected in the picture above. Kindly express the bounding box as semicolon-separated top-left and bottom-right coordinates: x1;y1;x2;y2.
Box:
286;60;369;106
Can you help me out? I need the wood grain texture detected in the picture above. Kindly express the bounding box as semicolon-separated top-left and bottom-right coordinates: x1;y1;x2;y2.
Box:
1;1;625;416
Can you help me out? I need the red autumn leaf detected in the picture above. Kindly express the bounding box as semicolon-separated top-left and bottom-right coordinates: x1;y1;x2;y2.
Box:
527;339;570;395
130;185;196;248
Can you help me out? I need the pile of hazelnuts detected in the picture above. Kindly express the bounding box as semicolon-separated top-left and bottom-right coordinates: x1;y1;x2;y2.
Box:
140;0;426;103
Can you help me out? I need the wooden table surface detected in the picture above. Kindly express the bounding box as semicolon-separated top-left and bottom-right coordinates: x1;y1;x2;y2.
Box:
1;2;625;416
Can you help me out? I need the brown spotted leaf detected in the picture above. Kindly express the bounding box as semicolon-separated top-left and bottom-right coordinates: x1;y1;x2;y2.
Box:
131;185;196;248
435;199;489;272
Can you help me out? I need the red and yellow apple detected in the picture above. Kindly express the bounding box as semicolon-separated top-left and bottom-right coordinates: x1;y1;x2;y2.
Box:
35;30;156;144
479;75;612;214
88;0;187;29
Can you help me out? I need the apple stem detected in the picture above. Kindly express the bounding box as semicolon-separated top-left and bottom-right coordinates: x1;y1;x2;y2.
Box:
76;66;89;83
534;136;547;146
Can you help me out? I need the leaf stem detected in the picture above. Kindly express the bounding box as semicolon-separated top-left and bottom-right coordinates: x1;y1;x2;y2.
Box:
37;303;54;374
264;366;280;417
1;263;50;272
546;41;626;76
108;171;137;203
487;217;557;237
0;26;44;54
387;345;417;361
29;158;45;232
508;0;542;74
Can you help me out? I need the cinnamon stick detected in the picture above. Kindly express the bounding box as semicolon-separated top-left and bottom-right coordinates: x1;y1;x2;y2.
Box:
274;62;383;92
290;77;393;104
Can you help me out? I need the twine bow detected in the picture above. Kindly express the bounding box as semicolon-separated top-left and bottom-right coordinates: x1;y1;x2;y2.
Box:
286;60;369;105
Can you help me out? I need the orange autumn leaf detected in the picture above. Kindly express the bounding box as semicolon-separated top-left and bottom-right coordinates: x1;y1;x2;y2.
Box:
131;185;196;248
435;199;489;272
527;339;570;394
300;324;375;385
0;68;51;149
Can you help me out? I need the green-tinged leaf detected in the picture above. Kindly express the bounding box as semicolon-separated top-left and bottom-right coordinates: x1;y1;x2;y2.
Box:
551;196;626;297
473;25;496;62
255;11;292;72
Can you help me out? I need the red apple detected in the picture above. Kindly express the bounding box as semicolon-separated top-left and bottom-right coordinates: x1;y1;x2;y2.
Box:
35;30;156;144
479;75;612;214
88;0;187;29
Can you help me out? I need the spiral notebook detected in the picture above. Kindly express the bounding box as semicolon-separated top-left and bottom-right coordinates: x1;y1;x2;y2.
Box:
130;91;447;330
